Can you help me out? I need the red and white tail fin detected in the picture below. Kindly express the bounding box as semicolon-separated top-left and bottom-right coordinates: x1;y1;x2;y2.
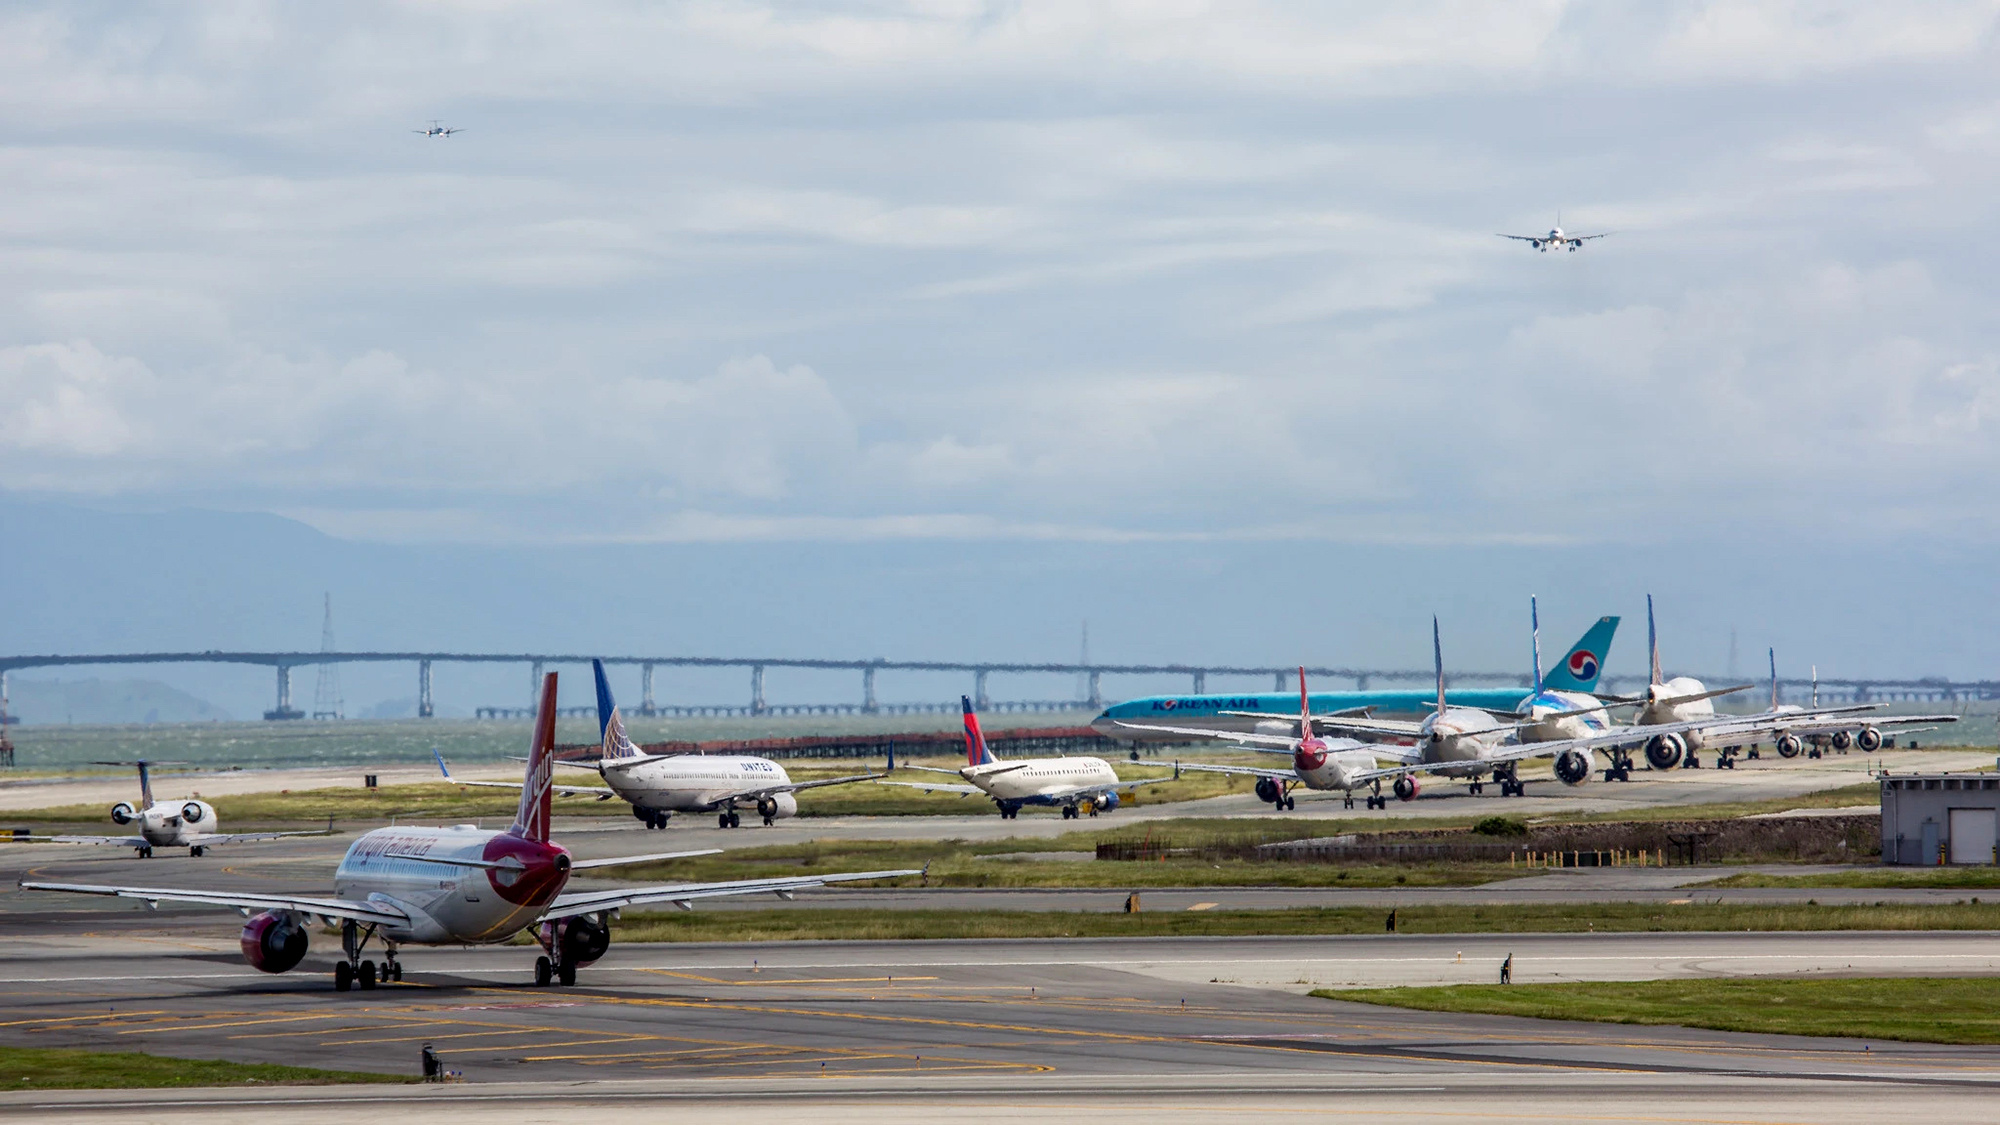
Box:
961;696;996;766
511;672;559;842
1297;666;1311;734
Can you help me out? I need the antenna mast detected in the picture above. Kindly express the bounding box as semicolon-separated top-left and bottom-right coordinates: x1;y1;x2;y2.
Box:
311;593;344;720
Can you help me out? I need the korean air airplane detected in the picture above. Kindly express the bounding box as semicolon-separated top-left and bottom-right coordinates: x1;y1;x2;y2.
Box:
1090;614;1619;742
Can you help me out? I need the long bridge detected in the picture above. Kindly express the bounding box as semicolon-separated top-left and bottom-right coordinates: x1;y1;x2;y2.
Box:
0;650;1991;721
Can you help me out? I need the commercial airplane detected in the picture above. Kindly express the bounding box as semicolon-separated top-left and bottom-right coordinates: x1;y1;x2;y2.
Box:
883;697;1179;819
6;761;329;857
1499;215;1609;252
1092;614;1619;742
1685;649;1956;764
440;660;889;829
1124;621;1756;805
414;120;463;137
22;674;919;991
1605;597;1763;770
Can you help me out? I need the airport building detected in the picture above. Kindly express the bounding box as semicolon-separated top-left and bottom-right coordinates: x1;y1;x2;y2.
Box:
1880;772;2000;865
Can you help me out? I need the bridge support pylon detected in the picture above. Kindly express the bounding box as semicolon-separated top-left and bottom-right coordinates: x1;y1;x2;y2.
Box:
418;659;434;719
264;665;304;721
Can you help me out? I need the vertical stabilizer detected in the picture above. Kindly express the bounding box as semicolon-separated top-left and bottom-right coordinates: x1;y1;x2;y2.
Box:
512;673;559;842
1646;594;1663;686
1432;618;1446;715
1811;666;1819;709
1529;597;1544;698
961;696;996;766
1542;616;1617;693
136;761;154;809
593;659;641;762
1297;666;1311;733
1769;648;1779;710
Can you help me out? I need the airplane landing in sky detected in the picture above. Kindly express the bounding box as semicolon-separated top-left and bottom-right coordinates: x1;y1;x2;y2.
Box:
1499;214;1609;252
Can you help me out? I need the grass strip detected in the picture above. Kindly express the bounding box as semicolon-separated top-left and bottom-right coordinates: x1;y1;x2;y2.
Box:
0;1045;408;1089
1320;977;2000;1044
1702;868;2000;890
612;901;2000;943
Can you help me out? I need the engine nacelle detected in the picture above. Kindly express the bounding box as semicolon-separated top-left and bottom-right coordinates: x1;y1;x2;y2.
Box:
557;914;612;967
1392;775;1420;802
1553;749;1593;785
754;793;797;821
1644;733;1686;770
240;911;309;973
1830;730;1852;750
181;801;208;824
1775;734;1804;758
110;802;136;825
1254;777;1285;804
1093;790;1120;813
1856;726;1883;752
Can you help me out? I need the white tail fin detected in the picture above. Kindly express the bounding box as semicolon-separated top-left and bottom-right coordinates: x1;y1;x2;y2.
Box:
512;673;559;843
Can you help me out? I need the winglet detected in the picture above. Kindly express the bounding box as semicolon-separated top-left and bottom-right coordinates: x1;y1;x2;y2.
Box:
1529;596;1544;698
433;747;452;779
511;673;559;843
961;696;995;766
886;742;896;772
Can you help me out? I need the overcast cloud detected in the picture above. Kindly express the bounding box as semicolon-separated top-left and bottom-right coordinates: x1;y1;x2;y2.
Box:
3;1;1998;546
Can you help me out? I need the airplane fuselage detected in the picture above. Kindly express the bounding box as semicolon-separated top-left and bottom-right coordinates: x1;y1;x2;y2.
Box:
1419;706;1523;777
1513;689;1613;743
599;755;799;817
965;756;1121;805
332;825;572;946
113;799;218;847
1636;677;1717;748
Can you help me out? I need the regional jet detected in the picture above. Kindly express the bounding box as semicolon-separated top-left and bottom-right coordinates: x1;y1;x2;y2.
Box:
440;660;890;829
21;675;919;991
881;697;1179;819
413;120;464;138
2;760;329;857
1499;216;1608;252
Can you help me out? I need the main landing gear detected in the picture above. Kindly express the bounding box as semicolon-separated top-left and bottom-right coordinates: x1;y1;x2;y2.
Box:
1363;781;1388;810
634;807;671;830
137;846;154;858
333;921;402;992
1494;765;1527;798
996;803;1021;820
534;955;577;987
717;810;742;829
1602;750;1635;783
189;846;207;857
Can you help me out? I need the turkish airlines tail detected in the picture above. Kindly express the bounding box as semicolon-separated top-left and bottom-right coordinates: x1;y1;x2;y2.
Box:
512;673;559;843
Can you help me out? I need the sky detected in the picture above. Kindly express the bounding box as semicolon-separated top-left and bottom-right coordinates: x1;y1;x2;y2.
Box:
2;3;1998;705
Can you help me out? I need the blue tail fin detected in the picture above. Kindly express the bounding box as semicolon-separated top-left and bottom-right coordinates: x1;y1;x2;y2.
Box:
1542;615;1618;692
593;659;641;761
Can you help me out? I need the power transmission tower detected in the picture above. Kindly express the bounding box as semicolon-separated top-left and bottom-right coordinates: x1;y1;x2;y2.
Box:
312;593;344;720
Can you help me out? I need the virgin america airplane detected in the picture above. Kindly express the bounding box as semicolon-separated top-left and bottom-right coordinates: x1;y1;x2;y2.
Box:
22;674;919;991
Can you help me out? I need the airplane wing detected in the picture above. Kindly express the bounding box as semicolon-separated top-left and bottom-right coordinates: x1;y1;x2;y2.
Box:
1497;234;1541;242
1173;760;1294;782
435;749;616;798
1698;711;1958;747
1574;232;1611;241
17;881;411;927
1030;773;1179;803
26;835;150;848
542;868;922;919
182;827;336;846
874;778;984;796
1114;721;1299;749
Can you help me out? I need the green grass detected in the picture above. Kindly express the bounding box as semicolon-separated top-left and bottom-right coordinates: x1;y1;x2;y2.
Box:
612;901;2000;943
1321;978;2000;1044
0;1045;407;1089
1702;868;2000;889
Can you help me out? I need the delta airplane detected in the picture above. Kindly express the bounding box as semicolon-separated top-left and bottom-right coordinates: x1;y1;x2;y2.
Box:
5;761;329;857
883;698;1179;819
22;674;919;991
443;660;889;829
1124;621;1757;806
1092;614;1619;743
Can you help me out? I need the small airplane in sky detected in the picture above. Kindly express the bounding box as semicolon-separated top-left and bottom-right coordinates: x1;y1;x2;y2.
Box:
1499;215;1608;252
413;120;464;138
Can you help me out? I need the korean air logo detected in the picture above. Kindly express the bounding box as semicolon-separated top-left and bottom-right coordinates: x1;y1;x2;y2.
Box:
1567;650;1599;680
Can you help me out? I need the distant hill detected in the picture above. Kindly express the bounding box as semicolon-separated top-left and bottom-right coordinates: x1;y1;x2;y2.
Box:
5;678;232;724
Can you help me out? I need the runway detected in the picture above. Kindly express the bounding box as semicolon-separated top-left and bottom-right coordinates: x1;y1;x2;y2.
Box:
4;930;2000;1122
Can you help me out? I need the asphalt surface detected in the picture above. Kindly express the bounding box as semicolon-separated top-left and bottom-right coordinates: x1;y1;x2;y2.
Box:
4;930;2000;1122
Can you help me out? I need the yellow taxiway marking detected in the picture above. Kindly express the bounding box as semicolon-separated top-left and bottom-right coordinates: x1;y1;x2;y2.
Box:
640;969;940;985
1188;902;1219;911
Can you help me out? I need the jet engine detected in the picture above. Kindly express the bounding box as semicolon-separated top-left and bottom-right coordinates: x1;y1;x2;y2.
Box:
1775;734;1804;758
240;911;309;974
110;802;136;825
1392;775;1420;802
1830;730;1852;751
1254;777;1285;804
1553;750;1593;785
557;914;612;968
181;801;208;824
754;793;798;821
1856;726;1883;752
1094;791;1120;813
1644;734;1686;770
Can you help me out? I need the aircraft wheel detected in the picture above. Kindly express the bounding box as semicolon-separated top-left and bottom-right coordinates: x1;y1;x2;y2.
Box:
558;961;577;987
190;846;206;857
139;846;153;859
535;956;553;987
359;960;377;990
728;812;741;828
1808;749;1821;760
334;961;353;992
718;813;731;829
763;815;774;826
389;961;403;982
1285;797;1296;811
